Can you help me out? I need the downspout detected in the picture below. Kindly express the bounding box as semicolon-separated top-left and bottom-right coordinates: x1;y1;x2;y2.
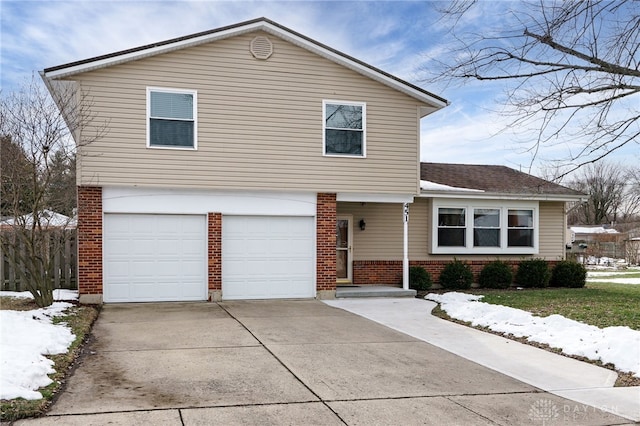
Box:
403;203;409;290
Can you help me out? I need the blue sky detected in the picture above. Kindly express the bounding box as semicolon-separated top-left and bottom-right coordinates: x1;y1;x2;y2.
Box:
1;0;637;176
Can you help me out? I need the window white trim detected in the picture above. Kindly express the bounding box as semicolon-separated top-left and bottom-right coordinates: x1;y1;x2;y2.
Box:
322;100;366;158
146;87;198;150
431;199;539;254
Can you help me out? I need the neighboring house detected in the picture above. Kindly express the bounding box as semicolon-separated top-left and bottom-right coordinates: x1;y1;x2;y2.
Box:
570;225;621;243
568;225;625;261
0;209;77;230
41;18;584;304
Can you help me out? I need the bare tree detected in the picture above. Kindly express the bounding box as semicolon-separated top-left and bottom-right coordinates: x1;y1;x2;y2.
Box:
624;238;640;265
426;0;639;175
47;150;76;217
567;162;626;225
1;135;35;217
623;167;640;220
0;75;105;307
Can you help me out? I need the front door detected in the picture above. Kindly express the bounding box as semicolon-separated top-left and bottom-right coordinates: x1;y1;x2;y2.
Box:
336;215;353;282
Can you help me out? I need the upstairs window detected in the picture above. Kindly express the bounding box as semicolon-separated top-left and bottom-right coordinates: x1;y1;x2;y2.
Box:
147;88;197;149
323;101;366;157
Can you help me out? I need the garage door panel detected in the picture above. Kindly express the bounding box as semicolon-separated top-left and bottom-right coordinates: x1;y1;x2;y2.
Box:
108;284;130;300
221;260;245;274
267;239;291;255
130;261;157;277
107;261;129;277
223;240;246;256
104;214;207;303
107;239;130;253
288;260;315;275
182;240;205;254
289;239;313;254
129;216;154;232
156;240;180;254
132;239;156;252
222;216;314;300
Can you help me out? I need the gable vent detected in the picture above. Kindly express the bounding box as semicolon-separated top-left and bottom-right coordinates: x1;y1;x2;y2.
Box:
250;36;273;60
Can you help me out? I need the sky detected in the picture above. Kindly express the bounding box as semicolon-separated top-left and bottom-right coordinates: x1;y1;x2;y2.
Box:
1;0;637;177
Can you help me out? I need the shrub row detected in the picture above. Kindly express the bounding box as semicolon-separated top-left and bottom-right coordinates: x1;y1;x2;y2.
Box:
409;259;586;291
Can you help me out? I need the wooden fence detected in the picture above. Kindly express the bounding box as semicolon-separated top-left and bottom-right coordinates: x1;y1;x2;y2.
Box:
0;230;77;291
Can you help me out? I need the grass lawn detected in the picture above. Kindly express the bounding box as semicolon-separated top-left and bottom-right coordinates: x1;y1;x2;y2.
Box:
0;299;100;422
475;282;640;330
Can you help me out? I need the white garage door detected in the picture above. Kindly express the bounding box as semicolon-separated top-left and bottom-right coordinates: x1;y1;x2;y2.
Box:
104;214;207;303
222;216;315;300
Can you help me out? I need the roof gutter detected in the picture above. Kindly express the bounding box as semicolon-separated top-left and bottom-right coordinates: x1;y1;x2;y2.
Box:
418;190;588;202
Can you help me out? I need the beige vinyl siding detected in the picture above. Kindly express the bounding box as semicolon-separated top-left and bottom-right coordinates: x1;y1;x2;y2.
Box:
338;199;429;260
339;199;567;261
71;31;425;193
538;201;566;260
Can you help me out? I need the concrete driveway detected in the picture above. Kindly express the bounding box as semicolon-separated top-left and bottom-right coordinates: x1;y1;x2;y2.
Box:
18;301;629;425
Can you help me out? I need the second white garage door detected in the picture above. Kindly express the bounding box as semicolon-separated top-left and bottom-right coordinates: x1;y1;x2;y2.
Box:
222;216;315;300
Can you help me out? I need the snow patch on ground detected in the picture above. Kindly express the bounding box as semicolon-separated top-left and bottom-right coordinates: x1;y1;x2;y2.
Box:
587;270;639;277
586;271;640;285
426;292;640;378
0;289;78;301
587;278;640;284
0;301;76;400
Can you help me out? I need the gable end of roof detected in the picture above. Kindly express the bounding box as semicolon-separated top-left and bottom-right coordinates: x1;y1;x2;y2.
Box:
42;17;448;110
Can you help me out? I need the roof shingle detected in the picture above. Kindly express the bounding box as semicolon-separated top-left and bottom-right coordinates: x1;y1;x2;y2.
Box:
420;162;585;196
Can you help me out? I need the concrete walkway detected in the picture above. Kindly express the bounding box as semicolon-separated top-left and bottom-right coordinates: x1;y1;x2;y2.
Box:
15;300;634;425
325;298;640;422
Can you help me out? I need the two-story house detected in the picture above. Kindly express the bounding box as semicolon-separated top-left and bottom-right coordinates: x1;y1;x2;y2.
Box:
41;18;584;304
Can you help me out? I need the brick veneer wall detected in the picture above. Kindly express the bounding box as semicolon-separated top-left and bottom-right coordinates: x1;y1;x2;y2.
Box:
354;259;561;286
77;186;103;296
316;193;336;292
208;213;222;293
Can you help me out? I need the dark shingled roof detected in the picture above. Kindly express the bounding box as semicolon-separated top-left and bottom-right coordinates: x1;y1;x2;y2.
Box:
420;162;585;196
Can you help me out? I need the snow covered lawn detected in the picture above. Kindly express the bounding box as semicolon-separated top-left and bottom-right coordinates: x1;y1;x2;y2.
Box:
587;270;640;277
586;269;640;285
0;290;79;400
426;292;640;378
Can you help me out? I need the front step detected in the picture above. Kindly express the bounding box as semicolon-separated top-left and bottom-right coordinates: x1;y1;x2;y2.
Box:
335;285;417;298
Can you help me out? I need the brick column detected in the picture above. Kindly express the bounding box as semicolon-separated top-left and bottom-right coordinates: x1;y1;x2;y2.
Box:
316;193;336;298
208;213;222;301
77;186;102;304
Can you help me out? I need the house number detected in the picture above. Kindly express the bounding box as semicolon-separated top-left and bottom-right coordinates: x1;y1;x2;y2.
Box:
403;203;409;223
